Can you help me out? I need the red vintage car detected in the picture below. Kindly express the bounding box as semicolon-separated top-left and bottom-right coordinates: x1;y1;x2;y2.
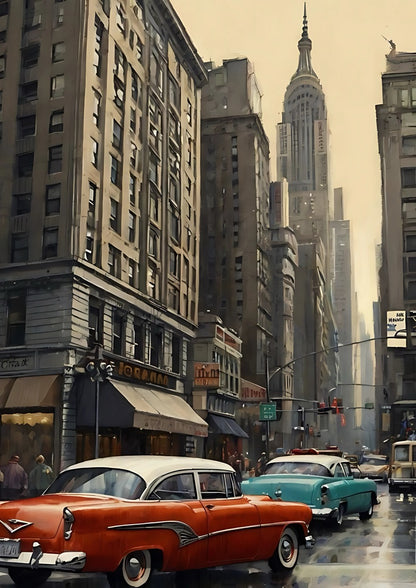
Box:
0;455;314;587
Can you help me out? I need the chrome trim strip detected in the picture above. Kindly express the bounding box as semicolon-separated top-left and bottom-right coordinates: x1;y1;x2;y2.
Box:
0;550;86;571
108;520;201;547
0;519;33;534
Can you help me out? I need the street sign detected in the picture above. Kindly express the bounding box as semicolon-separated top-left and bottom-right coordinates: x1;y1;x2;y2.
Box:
259;402;277;421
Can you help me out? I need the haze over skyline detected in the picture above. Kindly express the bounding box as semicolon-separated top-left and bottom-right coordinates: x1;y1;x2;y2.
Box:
172;0;416;330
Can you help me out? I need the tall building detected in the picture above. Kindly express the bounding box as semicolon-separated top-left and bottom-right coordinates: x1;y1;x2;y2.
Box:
276;4;338;447
199;58;271;387
376;42;416;444
0;0;209;472
199;57;271;459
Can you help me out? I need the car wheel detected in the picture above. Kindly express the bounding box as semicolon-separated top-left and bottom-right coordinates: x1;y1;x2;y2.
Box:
108;550;152;587
8;567;51;587
359;502;373;520
268;527;299;572
334;503;345;526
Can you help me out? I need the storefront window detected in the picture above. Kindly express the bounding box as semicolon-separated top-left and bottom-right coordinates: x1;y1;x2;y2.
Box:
0;412;54;474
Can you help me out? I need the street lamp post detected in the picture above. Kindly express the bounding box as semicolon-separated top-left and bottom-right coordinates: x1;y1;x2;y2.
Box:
85;345;113;459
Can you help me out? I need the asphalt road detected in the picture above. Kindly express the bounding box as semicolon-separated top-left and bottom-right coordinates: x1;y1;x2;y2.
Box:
0;483;414;587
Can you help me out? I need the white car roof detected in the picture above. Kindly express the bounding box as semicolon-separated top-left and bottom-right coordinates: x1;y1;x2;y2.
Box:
268;454;348;467
62;455;234;484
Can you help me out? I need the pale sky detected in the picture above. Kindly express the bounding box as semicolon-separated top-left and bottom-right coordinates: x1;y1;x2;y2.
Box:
172;0;416;329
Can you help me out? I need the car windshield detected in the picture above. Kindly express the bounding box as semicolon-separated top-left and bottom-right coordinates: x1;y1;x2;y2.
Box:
265;461;331;476
361;456;387;465
45;467;146;500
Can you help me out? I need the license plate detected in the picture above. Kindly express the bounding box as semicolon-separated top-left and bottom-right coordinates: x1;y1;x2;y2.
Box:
0;539;20;558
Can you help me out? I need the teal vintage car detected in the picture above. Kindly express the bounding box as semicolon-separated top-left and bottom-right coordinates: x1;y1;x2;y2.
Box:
242;454;378;526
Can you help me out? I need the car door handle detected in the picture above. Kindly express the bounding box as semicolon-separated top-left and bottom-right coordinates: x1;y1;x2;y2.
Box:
205;504;215;510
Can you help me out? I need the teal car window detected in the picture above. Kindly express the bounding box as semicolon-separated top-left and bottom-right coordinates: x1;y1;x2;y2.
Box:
266;461;331;476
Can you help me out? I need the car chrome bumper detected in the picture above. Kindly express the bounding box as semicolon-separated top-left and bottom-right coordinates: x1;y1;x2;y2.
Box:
0;542;86;572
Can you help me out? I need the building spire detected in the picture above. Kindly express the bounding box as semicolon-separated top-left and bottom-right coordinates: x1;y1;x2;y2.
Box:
292;2;317;80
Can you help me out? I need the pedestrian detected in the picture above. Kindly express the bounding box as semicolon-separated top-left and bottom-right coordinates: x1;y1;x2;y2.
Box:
255;452;268;477
1;455;28;500
28;455;54;496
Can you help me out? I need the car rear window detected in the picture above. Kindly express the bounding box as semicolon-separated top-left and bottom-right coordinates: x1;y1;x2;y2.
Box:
265;461;331;476
45;467;146;499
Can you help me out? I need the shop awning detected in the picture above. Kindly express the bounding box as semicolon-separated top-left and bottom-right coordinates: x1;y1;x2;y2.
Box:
3;375;60;408
76;380;208;438
208;414;249;438
0;379;15;408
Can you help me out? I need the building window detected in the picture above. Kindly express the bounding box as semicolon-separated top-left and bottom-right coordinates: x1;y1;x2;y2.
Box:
108;245;121;277
17;152;34;177
0;1;9;18
406;280;416;300
42;227;58;258
128;211;136;242
150;325;163;367
110;198;119;232
20;81;37;102
128;259;136;287
7;291;26;346
405;235;416;252
89;182;97;213
129;174;136;205
92;90;101;126
52;41;65;62
85;233;94;262
88;299;102;345
110;155;121;186
50;74;64;98
48;145;62;174
171;334;180;373
115;2;126;36
130;107;136;133
91;138;98;167
170;207;180;242
149;151;160;188
18;115;36;138
402;136;416;157
150;191;159;223
134;319;145;361
147;263;159;298
169;248;180;278
45;183;61;215
130;142;137;169
11;234;28;262
112;119;122;149
168;286;179;312
149;229;158;259
49;110;63;133
150;52;163;97
112;309;125;355
94;16;104;77
186;99;192;126
401;167;416;188
12;193;31;215
21;44;39;68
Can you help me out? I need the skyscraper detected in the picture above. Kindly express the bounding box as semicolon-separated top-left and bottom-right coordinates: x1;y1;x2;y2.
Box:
276;4;338;445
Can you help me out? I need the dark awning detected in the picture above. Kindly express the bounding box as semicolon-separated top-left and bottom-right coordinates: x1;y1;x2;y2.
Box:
76;379;208;437
208;414;249;438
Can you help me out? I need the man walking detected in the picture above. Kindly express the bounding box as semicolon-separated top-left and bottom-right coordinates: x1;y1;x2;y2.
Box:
1;455;28;500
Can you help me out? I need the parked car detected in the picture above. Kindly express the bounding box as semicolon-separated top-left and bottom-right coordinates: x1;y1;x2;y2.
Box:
388;440;416;493
242;454;378;526
359;454;389;482
0;455;314;587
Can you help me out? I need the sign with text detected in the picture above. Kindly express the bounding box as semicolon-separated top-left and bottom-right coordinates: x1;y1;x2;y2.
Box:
259;402;277;421
193;363;220;387
387;310;407;348
241;379;267;402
